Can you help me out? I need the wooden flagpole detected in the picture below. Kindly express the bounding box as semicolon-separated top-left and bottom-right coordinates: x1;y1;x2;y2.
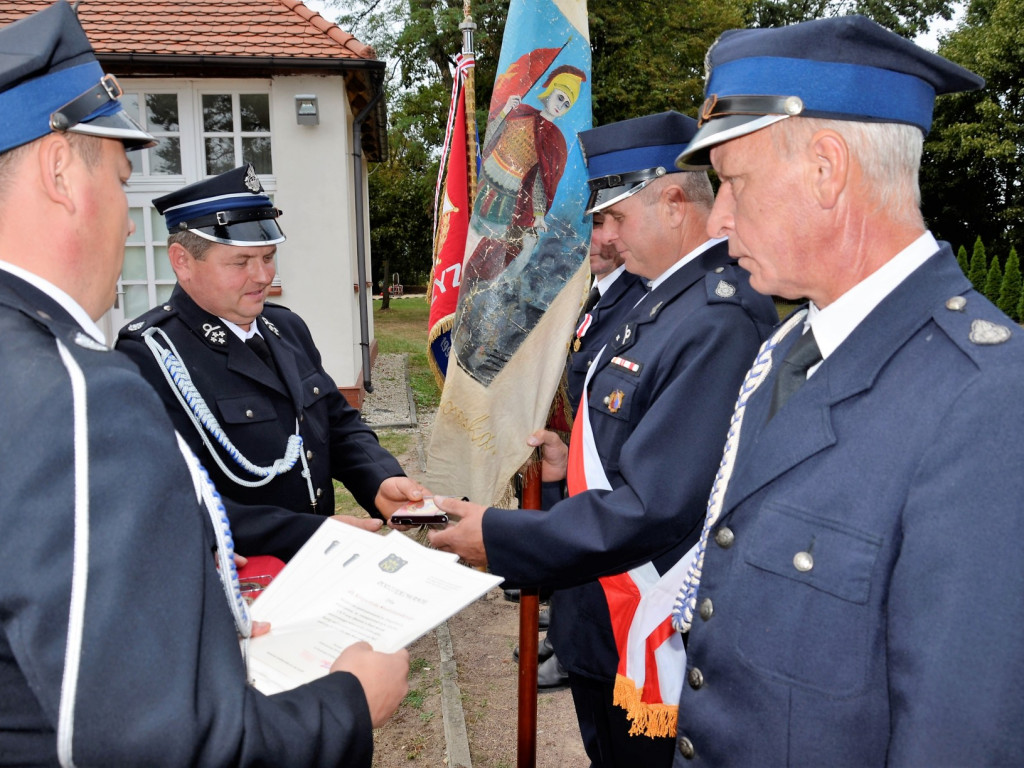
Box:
517;459;541;768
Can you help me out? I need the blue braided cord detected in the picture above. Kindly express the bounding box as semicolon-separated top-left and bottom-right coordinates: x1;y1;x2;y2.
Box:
142;327;304;488
161;348;302;478
671;309;807;632
174;433;251;641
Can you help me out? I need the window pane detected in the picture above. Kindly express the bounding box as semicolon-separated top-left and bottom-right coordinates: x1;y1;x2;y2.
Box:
202;94;233;132
128;208;145;240
149;137;182;175
128;149;141;174
242;137;273;174
124;284;151;318
239;94;270;132
150;208;169;242
205;137;235;175
156;284;175;304
154;245;175;281
121;93;141;123
146;94;179;131
122;246;148;281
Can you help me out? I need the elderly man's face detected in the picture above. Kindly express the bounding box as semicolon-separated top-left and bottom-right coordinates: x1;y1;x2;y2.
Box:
707;126;830;302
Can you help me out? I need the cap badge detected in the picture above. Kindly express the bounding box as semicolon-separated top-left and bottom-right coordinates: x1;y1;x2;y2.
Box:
244;166;262;193
716;280;737;298
261;317;281;337
969;319;1011;345
604;389;626;413
203;323;227;345
73;332;108;352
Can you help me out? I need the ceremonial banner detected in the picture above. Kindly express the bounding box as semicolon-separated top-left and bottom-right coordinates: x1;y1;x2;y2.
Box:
427;52;476;385
426;0;592;505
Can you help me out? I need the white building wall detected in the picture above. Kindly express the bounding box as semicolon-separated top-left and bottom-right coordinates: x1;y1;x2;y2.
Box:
270;73;374;391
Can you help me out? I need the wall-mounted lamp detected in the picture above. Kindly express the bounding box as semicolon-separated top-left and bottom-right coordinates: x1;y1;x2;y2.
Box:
295;94;319;126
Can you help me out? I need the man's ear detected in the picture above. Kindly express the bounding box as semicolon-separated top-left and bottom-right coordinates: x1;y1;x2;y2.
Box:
808;130;849;210
37;135;76;214
168;241;193;282
659;182;687;228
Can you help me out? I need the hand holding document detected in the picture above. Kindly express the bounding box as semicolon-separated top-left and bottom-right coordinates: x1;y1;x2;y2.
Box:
248;521;503;694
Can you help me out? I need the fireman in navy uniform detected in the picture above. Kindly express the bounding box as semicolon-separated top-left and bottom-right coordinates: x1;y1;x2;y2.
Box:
0;3;408;764
566;215;646;414
429;111;778;766
668;16;1024;766
117;166;424;560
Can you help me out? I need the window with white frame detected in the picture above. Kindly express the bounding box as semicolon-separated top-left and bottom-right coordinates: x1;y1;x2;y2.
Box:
111;82;276;329
201;92;273;175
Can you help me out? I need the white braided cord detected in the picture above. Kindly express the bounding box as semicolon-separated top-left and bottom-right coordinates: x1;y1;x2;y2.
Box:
671;309;807;632
142;327;317;505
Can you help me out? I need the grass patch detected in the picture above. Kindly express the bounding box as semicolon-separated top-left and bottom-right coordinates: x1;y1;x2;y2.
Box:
374;298;442;411
332;431;413;515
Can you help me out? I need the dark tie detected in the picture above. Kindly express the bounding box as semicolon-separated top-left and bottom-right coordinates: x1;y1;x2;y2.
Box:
768;328;822;419
246;333;277;373
583;285;601;314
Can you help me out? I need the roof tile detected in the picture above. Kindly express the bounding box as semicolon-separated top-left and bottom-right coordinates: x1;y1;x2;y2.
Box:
0;0;377;60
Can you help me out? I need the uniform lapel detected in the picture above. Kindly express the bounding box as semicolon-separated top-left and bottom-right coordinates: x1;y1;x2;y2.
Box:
257;315;305;409
723;245;970;511
171;284;288;396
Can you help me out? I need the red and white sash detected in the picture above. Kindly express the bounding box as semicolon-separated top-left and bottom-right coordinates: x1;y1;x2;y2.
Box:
566;348;696;738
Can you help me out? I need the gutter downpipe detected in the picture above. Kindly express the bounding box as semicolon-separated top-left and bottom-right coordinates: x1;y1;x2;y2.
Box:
352;71;384;395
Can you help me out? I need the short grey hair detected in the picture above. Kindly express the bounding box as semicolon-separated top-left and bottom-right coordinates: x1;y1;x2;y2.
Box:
168;230;216;260
640;170;715;210
771;117;924;226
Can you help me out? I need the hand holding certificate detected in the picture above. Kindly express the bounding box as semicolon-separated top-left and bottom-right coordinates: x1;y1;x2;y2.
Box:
248;521;503;694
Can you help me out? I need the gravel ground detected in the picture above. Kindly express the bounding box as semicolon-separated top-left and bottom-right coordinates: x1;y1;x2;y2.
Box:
359;354;587;768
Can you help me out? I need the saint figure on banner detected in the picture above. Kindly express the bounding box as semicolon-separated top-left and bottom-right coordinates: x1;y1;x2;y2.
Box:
464;64;586;282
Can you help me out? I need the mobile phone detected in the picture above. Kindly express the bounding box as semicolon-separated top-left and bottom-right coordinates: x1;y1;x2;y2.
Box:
390;497;449;527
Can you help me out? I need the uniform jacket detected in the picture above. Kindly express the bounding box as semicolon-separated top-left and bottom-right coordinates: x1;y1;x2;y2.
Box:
0;271;373;766
116;285;404;560
566;270;647;412
484;241;778;680
676;245;1024;766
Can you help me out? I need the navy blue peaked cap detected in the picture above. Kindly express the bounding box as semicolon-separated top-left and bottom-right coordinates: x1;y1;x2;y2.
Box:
0;0;154;154
677;14;984;169
154;164;286;247
579;111;699;214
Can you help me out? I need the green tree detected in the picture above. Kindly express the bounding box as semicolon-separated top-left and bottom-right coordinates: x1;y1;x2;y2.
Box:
957;244;969;274
997;246;1021;320
922;0;1024;257
748;0;955;37
967;236;988;289
983;253;1003;301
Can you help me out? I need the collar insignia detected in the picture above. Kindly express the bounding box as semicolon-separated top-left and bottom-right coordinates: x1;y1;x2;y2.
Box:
202;322;227;345
969;318;1011;345
127;321;145;332
649;300;664;318
613;322;635;348
261;317;281;337
73;332;108;352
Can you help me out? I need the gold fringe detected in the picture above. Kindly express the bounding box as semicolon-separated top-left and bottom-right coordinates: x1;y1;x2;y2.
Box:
426;312;456;391
612;673;678;739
